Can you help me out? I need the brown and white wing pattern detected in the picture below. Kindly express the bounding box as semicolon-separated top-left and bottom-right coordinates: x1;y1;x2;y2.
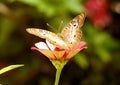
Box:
26;28;68;49
60;13;85;48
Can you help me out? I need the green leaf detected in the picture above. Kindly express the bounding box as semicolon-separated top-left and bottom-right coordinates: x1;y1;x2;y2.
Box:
0;64;24;75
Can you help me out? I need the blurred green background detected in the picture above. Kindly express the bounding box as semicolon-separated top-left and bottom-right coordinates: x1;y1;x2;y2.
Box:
0;0;120;85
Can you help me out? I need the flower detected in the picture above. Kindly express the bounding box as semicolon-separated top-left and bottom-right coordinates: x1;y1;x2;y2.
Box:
84;0;111;27
31;40;86;60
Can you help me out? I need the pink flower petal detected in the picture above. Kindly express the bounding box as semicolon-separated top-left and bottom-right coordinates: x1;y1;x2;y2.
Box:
31;46;55;59
64;41;87;59
39;50;55;59
65;50;80;59
73;41;87;50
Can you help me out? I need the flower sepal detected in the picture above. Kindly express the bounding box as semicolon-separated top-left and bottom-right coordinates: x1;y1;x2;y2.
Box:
51;60;68;70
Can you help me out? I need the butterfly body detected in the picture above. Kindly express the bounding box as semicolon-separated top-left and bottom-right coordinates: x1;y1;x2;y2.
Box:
26;13;85;49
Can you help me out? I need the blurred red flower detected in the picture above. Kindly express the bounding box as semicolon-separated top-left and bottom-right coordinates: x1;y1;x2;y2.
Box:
84;0;111;27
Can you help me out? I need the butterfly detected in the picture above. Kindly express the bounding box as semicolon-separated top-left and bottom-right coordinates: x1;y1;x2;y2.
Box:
26;13;85;49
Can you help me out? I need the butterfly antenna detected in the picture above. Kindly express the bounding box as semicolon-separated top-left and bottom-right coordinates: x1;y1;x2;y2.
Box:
46;23;55;30
58;20;63;31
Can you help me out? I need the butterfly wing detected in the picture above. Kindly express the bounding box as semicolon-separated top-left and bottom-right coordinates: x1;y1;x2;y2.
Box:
26;28;68;49
61;13;85;48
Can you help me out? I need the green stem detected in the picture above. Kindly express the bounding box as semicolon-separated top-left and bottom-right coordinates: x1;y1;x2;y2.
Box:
51;60;67;85
54;64;63;85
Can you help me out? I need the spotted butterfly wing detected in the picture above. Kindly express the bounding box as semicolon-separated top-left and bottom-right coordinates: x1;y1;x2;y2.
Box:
61;13;85;48
26;28;68;49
